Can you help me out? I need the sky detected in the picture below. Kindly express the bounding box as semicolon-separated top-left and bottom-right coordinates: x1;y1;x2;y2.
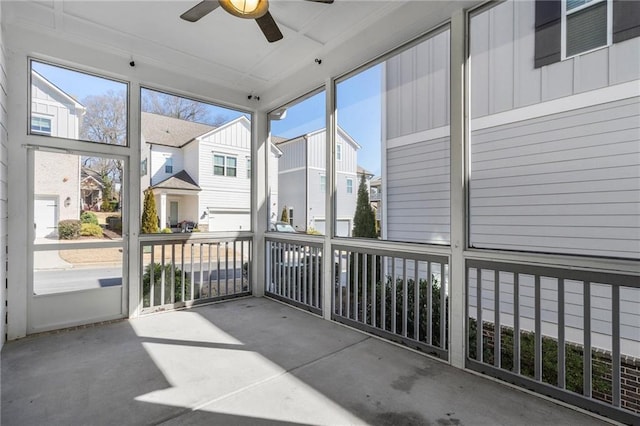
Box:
32;60;383;176
32;61;242;127
271;65;383;176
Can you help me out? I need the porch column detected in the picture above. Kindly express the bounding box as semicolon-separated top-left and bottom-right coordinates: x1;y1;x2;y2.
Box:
159;192;167;230
252;110;268;297
449;8;468;369
322;77;336;321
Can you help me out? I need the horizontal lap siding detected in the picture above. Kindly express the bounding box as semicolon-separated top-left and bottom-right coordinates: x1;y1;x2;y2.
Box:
470;97;640;259
387;137;450;244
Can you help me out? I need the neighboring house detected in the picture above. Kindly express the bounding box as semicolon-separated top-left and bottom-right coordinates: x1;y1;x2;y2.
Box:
141;112;281;232
31;70;84;238
276;127;360;236
80;167;104;210
382;0;640;356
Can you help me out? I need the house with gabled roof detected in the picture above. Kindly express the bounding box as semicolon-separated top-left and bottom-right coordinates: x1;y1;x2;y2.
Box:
141;112;281;231
275;127;360;236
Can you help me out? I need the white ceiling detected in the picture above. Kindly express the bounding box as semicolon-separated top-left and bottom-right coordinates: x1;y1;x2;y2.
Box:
3;0;480;108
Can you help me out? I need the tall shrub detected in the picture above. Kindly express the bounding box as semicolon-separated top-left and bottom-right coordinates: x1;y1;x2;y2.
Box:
352;174;377;238
280;206;289;223
141;188;159;233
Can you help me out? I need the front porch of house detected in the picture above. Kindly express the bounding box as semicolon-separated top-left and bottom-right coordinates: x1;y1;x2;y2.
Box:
1;297;607;426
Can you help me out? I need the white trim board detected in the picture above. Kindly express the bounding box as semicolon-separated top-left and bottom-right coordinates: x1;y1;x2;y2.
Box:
471;80;640;132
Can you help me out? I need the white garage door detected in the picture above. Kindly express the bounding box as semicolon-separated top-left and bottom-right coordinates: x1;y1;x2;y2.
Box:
208;211;251;232
314;219;351;237
34;197;58;238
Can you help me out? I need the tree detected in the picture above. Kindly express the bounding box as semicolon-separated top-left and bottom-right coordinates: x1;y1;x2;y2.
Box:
280;206;289;223
80;91;126;206
352;174;377;238
141;189;159;233
142;90;228;126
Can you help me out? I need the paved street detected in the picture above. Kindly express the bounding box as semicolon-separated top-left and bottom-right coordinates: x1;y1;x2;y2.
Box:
34;264;244;295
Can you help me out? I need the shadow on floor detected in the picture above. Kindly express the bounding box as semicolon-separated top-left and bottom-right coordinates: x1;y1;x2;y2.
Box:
1;297;608;426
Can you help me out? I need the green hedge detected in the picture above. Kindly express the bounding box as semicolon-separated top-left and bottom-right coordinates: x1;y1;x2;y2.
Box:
468;318;611;395
80;223;103;237
80;211;99;225
58;220;81;240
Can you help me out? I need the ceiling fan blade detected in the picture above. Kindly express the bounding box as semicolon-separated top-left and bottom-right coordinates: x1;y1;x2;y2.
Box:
305;0;334;3
255;12;283;43
180;0;220;22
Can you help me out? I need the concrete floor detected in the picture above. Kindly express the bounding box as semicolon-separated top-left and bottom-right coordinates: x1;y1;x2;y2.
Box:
1;297;609;426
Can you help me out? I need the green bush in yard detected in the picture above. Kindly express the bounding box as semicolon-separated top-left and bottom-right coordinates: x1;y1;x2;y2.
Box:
143;263;192;307
80;211;99;225
80;223;103;237
58;220;81;240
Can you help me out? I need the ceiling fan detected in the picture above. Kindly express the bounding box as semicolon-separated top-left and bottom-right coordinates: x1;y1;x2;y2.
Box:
180;0;334;43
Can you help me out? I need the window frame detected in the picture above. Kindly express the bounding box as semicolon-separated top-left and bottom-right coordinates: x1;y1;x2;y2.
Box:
346;178;353;194
336;143;343;161
29;58;130;146
320;174;326;193
30;115;52;136
213;153;238;177
164;157;173;174
561;0;613;60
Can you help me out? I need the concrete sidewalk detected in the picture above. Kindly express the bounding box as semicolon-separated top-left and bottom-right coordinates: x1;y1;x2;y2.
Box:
33;249;73;270
1;298;609;425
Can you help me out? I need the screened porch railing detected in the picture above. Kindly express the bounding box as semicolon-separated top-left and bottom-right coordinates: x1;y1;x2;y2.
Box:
466;258;639;424
140;235;252;312
332;242;450;360
265;235;324;315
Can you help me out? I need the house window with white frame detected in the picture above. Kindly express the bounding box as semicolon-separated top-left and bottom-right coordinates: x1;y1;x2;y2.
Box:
320;175;326;193
246;157;251;178
213;154;237;177
164;157;173;174
336;143;342;161
563;0;611;58
346;178;353;194
31;116;52;135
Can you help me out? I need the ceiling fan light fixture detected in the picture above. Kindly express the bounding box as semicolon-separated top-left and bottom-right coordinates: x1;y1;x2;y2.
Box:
219;0;269;19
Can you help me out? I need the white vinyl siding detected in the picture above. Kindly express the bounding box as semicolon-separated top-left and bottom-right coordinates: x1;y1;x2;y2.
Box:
150;147;182;185
30;75;81;140
470;0;640;118
469;96;640;259
197;117;251;228
385;28;450;139
386;136;451;244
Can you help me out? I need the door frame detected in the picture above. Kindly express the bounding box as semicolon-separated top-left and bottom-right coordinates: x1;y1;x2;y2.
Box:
27;147;130;334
